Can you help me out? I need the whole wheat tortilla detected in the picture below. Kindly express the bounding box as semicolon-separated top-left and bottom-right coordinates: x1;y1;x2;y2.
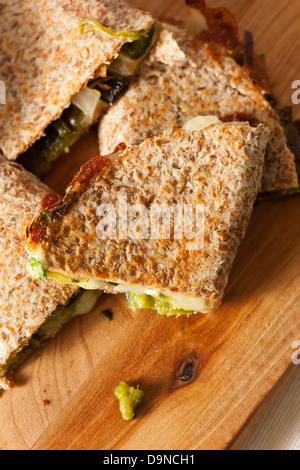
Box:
27;122;270;313
0;0;181;162
0;156;77;390
98;27;297;193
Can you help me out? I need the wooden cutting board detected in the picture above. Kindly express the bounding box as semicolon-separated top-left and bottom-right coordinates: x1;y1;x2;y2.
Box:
1;0;300;450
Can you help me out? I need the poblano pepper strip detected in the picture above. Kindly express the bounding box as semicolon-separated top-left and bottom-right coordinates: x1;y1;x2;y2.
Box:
79;19;149;41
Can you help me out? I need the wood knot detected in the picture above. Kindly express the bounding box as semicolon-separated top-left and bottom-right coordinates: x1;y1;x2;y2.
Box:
179;359;195;382
172;354;199;390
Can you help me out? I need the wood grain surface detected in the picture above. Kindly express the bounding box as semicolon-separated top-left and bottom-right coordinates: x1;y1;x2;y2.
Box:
1;0;300;450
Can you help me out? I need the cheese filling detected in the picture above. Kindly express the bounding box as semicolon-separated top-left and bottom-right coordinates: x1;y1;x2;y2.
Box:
182;115;249;131
37;270;214;315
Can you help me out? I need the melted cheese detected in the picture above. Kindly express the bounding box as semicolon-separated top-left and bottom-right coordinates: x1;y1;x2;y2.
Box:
182;115;222;131
46;271;107;290
45;271;214;314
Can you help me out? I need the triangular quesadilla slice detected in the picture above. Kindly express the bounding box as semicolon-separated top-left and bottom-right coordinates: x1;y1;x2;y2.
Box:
0;156;100;390
98;2;297;193
27;117;270;316
0;0;183;177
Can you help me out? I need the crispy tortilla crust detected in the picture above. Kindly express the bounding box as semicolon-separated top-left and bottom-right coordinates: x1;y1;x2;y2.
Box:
67;154;113;193
186;0;271;93
0;0;156;161
27;123;270;309
0;156;77;389
40;193;60;212
27;154;114;251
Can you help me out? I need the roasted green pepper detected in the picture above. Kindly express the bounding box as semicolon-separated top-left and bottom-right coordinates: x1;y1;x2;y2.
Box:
126;292;194;316
114;382;144;421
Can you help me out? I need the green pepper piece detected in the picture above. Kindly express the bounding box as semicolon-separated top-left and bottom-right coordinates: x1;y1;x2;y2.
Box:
121;24;156;60
114;382;144;421
27;258;48;281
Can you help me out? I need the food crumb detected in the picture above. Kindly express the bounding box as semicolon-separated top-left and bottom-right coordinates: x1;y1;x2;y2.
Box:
114;382;144;421
101;309;113;321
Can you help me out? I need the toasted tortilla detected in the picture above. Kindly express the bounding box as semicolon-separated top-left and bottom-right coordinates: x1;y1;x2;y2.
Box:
0;0;182;164
98;20;297;193
27;121;270;314
0;156;79;390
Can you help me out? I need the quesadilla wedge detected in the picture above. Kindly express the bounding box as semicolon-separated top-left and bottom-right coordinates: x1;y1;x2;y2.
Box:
0;156;100;390
257;113;300;200
26;117;270;317
0;0;183;177
98;1;298;193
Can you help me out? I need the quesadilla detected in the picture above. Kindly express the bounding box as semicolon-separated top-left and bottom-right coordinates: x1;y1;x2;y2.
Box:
0;156;100;390
257;112;300;200
0;0;183;177
98;1;298;193
26;117;270;317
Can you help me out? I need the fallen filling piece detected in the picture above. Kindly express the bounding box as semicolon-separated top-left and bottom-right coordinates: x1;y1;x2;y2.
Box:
114;382;144;421
18;24;157;177
0;289;100;377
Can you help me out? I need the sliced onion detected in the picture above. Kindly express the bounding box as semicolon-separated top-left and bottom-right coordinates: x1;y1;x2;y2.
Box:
71;87;101;126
